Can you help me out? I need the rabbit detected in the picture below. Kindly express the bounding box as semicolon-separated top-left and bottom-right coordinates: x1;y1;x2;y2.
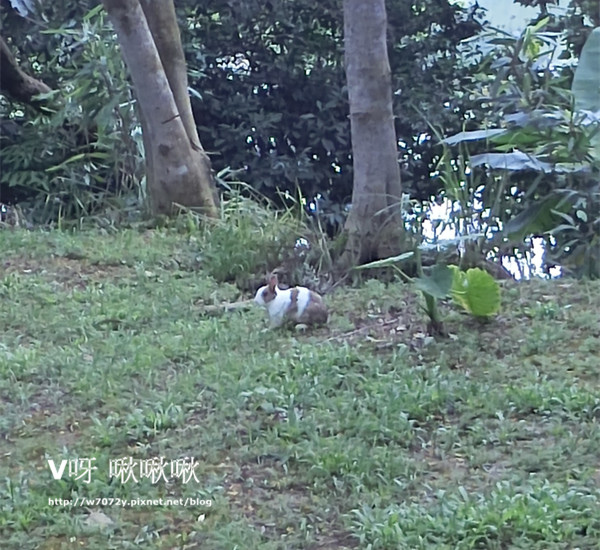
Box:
254;273;329;328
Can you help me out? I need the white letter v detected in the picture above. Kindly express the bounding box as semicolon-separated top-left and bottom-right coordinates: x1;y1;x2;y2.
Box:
47;459;68;480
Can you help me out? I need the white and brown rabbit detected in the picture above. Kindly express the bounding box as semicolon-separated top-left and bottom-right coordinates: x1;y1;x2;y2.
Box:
254;274;329;328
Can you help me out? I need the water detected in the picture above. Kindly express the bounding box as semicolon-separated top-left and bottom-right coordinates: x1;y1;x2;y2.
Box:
425;199;561;280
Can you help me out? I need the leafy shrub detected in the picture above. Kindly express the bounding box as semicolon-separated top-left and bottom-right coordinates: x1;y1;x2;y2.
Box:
197;192;326;290
442;20;600;278
0;6;143;225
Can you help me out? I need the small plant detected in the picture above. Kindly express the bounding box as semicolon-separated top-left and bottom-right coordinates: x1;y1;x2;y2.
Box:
356;251;501;333
413;261;454;335
449;266;501;317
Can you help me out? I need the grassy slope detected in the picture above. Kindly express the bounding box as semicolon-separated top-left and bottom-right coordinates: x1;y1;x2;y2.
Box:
1;227;599;549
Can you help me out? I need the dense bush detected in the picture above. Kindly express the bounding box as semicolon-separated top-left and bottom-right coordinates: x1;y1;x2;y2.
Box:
183;0;483;224
440;20;599;278
0;3;143;224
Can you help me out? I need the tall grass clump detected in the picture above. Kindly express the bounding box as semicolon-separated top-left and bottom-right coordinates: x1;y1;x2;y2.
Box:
197;190;310;289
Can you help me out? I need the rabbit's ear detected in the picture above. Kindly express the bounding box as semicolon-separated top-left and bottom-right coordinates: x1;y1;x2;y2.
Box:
268;273;278;292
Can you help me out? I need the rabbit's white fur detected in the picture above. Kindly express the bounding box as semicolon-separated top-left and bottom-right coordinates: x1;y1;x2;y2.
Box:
254;284;313;327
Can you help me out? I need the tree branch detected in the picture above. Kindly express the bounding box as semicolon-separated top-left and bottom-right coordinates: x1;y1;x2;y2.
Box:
0;37;53;109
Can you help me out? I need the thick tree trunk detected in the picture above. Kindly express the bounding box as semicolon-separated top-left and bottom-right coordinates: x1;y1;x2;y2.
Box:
102;0;218;217
0;37;52;109
140;0;199;148
341;0;404;267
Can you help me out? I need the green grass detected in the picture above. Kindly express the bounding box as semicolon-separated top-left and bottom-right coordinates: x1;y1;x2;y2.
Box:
1;226;599;549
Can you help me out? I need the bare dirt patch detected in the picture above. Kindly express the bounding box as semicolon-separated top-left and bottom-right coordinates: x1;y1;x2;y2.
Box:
326;293;435;352
1;255;132;289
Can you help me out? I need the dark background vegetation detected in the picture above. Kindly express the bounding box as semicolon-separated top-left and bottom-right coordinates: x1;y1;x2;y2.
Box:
0;0;598;275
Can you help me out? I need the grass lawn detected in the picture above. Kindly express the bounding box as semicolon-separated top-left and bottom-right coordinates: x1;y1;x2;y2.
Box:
1;226;599;549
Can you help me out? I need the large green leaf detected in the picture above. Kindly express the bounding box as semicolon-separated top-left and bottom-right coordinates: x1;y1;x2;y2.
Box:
504;194;571;241
355;252;415;270
471;151;590;173
414;264;454;299
572;27;600;114
572;27;600;161
442;129;507;145
450;267;501;317
470;151;552;172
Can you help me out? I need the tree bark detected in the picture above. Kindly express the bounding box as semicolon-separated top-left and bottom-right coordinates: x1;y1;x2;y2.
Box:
102;0;219;217
139;0;199;148
0;37;53;109
340;0;404;267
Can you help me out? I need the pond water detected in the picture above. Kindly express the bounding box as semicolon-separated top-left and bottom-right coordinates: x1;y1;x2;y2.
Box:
425;199;561;280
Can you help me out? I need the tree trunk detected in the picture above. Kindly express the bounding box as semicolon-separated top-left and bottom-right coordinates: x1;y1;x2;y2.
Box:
340;0;404;267
102;0;219;217
0;37;53;109
140;0;199;149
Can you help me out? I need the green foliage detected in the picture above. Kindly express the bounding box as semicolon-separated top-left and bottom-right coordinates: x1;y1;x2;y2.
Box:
415;264;454;300
1;0;486;227
450;266;501;317
447;19;594;166
442;17;600;278
431;143;496;266
571;28;600;112
0;4;143;224
572;26;600;161
414;263;455;330
504;194;571;241
197;193;302;287
182;0;483;218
